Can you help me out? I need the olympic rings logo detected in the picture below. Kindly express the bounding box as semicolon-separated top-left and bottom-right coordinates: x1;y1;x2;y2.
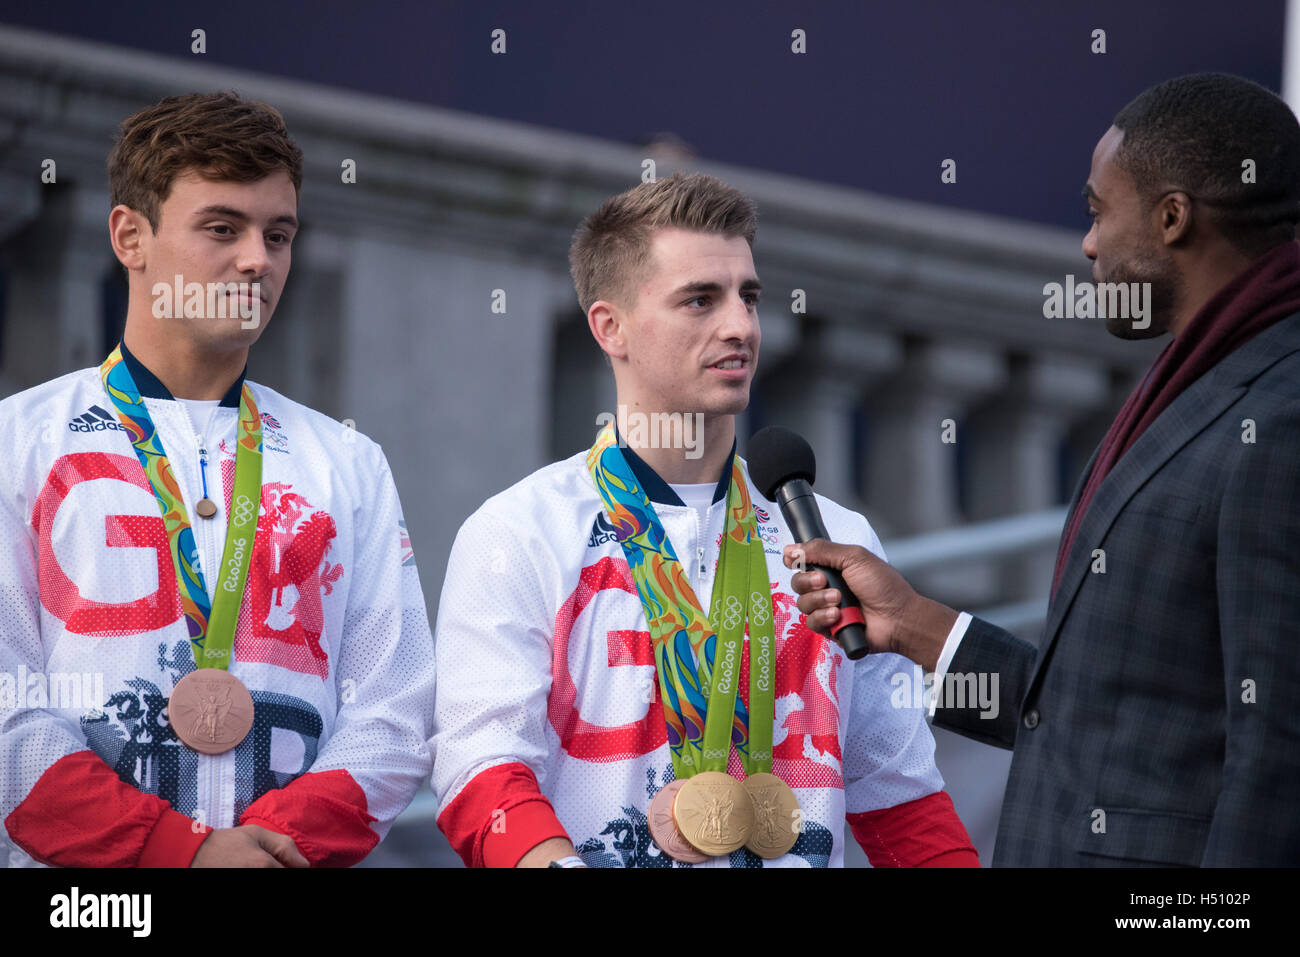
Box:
721;595;743;630
750;591;771;625
231;494;257;528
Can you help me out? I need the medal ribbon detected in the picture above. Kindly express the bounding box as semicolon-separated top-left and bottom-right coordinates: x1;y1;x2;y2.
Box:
99;345;262;670
743;512;777;777
586;425;777;779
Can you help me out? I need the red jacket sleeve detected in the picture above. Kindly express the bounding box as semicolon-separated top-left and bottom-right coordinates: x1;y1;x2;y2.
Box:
237;768;379;867
5;750;211;867
847;790;980;867
437;762;570;867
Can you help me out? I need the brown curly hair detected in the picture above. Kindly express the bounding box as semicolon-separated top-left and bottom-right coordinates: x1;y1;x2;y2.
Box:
108;91;304;231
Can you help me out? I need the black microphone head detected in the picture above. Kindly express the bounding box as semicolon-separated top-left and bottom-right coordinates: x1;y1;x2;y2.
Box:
746;426;817;500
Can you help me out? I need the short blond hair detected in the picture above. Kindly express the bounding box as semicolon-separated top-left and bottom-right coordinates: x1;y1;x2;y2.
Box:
568;173;758;313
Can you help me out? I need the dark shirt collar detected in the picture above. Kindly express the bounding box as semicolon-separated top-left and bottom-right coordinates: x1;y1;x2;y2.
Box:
615;425;735;507
119;338;247;409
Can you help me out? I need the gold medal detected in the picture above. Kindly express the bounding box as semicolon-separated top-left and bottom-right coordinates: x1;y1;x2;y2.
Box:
167;669;254;754
743;772;802;859
673;771;753;856
194;497;218;519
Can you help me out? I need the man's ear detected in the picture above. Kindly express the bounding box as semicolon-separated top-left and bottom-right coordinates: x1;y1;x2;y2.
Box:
588;299;629;361
108;205;150;271
1156;190;1193;246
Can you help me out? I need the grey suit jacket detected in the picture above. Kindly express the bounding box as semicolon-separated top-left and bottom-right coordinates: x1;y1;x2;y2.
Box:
933;311;1300;866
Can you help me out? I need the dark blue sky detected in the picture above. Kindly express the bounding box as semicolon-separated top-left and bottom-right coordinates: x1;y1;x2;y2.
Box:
3;0;1286;230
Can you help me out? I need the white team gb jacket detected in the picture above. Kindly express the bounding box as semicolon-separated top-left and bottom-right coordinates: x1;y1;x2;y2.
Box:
0;351;435;867
432;444;946;867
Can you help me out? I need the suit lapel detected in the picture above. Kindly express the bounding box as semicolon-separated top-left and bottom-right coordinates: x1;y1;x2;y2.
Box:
1030;313;1300;694
1038;378;1245;652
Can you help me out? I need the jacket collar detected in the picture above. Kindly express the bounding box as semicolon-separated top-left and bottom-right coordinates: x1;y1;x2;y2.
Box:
615;425;735;507
1204;307;1300;389
119;338;247;409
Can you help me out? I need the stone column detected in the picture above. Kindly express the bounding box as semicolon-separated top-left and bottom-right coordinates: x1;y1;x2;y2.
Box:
968;354;1109;517
863;340;1005;534
861;340;1005;606
336;231;563;599
758;321;902;510
966;354;1109;600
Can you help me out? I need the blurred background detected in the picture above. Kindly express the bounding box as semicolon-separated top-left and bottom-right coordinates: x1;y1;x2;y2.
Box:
0;0;1291;866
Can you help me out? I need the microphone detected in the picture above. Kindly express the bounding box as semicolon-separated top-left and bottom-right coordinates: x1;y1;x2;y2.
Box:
746;426;869;660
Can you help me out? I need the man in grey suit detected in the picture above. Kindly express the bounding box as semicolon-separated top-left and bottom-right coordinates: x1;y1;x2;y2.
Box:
785;73;1300;866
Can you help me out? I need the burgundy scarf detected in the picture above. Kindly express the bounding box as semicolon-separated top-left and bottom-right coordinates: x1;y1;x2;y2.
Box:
1052;240;1300;597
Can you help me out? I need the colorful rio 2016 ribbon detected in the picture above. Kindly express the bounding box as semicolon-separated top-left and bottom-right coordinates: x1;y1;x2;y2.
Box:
99;344;262;671
586;424;778;781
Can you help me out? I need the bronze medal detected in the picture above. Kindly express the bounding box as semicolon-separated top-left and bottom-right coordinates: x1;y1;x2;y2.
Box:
194;497;218;519
673;771;754;857
743;772;802;859
649;780;709;863
168;669;254;754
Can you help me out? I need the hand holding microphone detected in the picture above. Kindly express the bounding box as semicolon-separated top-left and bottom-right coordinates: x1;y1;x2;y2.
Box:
748;426;957;671
782;539;955;673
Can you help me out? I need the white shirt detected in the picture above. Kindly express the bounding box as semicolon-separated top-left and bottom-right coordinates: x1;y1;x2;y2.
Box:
929;614;975;718
667;480;717;546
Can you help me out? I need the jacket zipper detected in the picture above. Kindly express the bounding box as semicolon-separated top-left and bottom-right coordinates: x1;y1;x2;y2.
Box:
171;400;225;826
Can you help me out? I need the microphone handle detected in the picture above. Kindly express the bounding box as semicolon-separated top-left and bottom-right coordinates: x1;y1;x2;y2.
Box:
773;480;870;660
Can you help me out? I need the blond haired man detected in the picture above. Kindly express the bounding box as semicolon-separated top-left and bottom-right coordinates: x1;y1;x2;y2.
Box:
432;173;978;868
